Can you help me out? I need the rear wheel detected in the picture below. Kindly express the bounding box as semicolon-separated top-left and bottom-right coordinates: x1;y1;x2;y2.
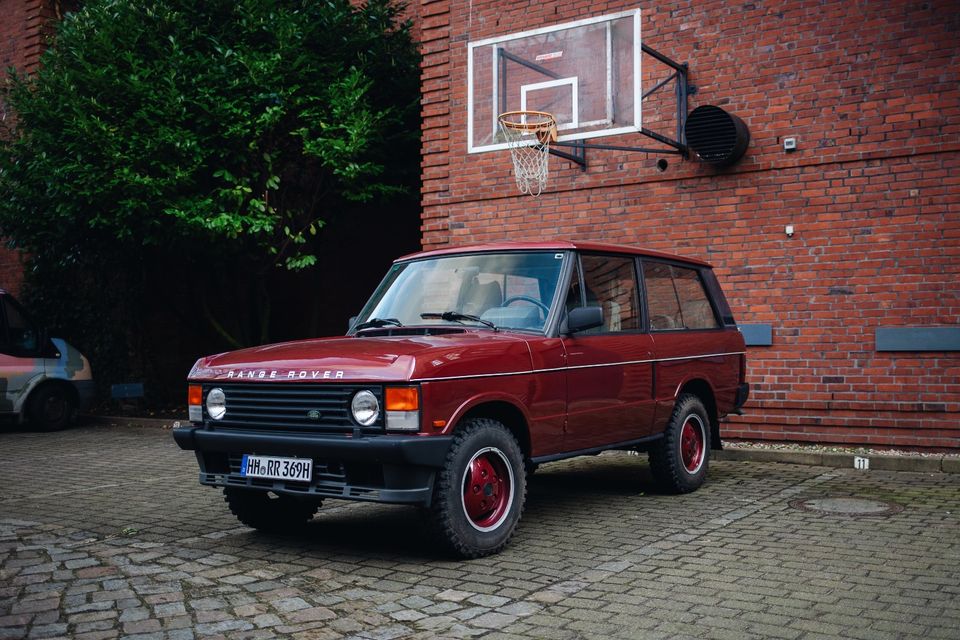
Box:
649;394;711;494
223;488;320;533
429;418;526;558
28;384;76;431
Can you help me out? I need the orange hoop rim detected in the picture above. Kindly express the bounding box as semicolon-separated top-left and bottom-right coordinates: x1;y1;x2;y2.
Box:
497;110;557;131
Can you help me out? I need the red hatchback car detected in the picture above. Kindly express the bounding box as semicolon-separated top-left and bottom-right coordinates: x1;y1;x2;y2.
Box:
175;242;748;557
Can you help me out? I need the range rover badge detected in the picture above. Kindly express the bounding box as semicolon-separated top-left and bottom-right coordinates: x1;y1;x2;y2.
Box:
307;410;322;421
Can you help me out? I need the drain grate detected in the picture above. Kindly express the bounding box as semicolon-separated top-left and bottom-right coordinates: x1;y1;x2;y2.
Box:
789;497;904;517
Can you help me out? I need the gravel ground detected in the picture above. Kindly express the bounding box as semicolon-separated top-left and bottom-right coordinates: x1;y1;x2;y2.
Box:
723;439;960;458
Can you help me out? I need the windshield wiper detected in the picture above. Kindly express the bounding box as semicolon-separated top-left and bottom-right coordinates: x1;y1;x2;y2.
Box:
420;311;498;331
354;317;403;331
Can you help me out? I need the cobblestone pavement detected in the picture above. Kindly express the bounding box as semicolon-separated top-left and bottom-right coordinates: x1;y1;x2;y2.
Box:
2;422;959;640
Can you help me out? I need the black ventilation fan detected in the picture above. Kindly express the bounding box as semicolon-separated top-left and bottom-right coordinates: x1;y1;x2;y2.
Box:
684;105;750;167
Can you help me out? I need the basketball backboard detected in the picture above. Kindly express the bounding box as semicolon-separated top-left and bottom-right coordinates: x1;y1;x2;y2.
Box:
467;9;641;154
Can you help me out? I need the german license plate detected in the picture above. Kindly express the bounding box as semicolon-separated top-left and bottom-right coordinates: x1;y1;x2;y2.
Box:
240;454;313;482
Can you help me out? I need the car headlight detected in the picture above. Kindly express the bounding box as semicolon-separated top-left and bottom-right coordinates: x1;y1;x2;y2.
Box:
351;390;380;426
206;387;226;420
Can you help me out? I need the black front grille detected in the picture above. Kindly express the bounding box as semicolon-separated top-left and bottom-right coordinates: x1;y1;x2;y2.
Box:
203;383;382;433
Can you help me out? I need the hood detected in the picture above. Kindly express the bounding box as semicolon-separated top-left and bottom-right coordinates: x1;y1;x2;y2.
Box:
188;331;535;382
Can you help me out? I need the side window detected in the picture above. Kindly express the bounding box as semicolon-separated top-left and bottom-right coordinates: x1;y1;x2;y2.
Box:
642;262;719;330
580;254;640;332
0;296;39;355
643;262;682;330
673;267;719;329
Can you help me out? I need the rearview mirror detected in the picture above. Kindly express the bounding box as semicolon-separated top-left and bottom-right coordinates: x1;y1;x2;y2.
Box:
565;306;603;334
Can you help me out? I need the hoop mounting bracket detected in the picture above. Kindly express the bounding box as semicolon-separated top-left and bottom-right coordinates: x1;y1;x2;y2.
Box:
545;43;690;169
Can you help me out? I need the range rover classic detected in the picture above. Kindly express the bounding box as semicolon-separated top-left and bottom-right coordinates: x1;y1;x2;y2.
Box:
174;242;748;557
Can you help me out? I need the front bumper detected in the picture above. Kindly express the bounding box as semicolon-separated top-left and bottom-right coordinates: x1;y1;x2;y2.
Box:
173;425;453;505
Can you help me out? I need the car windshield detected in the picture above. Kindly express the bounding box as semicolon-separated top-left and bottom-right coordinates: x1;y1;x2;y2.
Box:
356;251;565;333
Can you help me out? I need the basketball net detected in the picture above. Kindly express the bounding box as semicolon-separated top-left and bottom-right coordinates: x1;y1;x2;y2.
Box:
497;111;558;197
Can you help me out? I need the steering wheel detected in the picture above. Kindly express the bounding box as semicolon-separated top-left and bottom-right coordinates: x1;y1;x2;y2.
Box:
502;295;550;316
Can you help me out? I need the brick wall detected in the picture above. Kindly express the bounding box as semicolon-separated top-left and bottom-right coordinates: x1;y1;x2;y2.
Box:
0;0;61;296
417;0;960;448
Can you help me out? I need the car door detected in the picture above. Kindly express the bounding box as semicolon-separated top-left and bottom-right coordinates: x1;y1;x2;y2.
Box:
561;253;656;450
642;261;739;425
0;294;42;413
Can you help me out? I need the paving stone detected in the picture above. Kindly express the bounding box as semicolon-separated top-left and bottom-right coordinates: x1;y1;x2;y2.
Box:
496;601;542;616
194;619;255;634
271;597;312;613
252;613;282;627
154;601;187;617
27;623;69;638
389;609;427;622
285;606;337;623
1;427;959;640
10;597;59;614
74;620;116;633
118;607;150;622
466;594;510;608
435;589;472;602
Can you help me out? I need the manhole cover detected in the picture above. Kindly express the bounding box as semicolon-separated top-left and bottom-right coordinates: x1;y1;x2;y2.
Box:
789;497;904;516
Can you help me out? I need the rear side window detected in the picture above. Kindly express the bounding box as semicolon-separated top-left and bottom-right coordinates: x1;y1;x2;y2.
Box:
642;263;719;330
580;254;640;332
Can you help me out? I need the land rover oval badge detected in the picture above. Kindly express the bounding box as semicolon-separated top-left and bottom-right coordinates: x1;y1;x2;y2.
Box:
307;410;322;421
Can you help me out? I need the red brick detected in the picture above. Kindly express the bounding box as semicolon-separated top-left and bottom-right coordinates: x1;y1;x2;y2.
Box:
415;0;960;450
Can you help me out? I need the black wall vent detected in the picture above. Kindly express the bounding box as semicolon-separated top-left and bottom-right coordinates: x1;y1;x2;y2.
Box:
684;105;750;167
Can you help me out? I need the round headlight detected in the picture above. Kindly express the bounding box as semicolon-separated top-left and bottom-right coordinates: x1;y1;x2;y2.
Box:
206;387;226;420
351;390;380;426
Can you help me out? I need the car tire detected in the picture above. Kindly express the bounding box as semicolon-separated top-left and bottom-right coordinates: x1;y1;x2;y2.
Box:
429;418;526;558
223;488;320;533
649;394;711;494
28;384;76;431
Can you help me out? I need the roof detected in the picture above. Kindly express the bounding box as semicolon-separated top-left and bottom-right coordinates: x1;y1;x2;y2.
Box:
397;241;712;267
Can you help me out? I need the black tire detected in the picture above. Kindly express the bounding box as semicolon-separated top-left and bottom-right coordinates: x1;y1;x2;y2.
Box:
223;488;319;533
649;394;711;494
28;384;76;431
429;418;526;559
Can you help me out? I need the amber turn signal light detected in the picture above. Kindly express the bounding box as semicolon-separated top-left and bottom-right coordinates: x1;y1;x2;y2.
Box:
188;384;203;406
385;387;419;411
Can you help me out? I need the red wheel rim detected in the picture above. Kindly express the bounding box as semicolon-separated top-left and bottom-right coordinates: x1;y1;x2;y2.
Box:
680;416;705;473
461;447;514;531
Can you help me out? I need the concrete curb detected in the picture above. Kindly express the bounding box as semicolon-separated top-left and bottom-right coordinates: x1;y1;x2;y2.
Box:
714;448;957;474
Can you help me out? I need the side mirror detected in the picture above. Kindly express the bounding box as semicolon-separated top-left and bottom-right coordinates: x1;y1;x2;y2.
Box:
565;306;603;334
347;316;358;332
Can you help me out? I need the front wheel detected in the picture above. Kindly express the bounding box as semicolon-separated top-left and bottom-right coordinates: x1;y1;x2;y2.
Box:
28;385;76;431
649;394;711;494
429;418;526;558
224;488;320;533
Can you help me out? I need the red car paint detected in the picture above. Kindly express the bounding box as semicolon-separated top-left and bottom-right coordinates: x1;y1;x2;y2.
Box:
175;242;748;556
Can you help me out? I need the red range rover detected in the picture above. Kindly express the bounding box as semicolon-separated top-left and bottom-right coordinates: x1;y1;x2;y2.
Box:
174;242;748;557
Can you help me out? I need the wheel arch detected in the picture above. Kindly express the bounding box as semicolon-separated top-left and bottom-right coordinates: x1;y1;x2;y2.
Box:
676;378;721;450
457;400;532;461
17;375;77;418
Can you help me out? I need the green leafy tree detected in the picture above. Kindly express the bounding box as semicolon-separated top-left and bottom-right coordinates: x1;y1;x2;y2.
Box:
0;0;420;397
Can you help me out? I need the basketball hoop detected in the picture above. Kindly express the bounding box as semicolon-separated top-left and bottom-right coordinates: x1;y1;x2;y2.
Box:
498;111;558;197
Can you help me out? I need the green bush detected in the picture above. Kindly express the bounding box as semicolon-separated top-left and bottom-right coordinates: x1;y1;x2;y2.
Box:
0;0;420;401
